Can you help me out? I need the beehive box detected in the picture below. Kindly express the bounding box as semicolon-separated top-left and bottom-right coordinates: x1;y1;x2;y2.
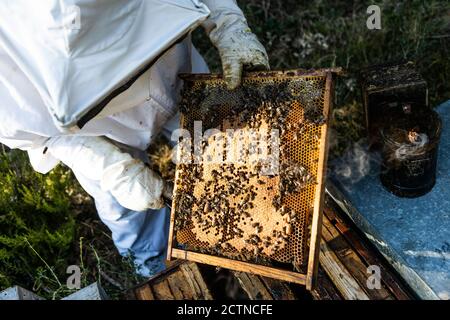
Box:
167;69;335;289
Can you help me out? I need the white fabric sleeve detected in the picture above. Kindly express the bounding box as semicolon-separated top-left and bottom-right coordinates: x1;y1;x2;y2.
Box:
46;135;165;211
27;146;61;174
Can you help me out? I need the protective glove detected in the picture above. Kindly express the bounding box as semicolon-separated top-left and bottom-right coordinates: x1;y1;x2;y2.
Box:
46;135;166;211
162;181;174;201
202;0;270;90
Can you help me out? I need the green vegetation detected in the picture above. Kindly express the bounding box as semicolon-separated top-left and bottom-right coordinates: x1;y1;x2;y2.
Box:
0;0;448;299
0;149;75;296
0;149;144;299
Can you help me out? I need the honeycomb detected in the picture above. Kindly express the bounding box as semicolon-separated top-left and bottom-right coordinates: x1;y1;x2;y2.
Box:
170;70;329;272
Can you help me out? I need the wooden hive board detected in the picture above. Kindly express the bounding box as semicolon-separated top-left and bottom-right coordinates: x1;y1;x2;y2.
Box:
133;196;414;300
133;261;213;300
167;69;337;289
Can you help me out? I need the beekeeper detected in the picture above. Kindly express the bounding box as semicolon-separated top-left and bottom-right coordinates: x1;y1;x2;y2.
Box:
0;0;269;276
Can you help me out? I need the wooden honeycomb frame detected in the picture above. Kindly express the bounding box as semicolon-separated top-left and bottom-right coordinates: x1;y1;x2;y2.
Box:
167;69;335;289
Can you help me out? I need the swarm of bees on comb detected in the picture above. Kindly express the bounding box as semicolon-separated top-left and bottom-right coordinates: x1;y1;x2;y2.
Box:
171;73;327;271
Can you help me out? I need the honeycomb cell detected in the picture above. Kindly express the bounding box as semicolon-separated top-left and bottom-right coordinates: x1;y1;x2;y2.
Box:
171;71;328;271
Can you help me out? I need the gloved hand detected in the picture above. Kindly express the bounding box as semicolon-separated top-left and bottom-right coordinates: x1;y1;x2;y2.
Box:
162;181;174;201
202;0;269;90
46;135;166;211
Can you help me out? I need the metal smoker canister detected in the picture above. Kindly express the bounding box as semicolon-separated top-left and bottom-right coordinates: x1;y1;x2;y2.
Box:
379;110;441;198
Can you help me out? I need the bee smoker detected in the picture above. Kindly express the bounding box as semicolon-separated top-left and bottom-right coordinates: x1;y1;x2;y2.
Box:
379;108;441;198
360;61;428;149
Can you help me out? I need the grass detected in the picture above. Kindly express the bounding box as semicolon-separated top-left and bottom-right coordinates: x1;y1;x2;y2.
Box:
0;149;145;299
0;0;448;299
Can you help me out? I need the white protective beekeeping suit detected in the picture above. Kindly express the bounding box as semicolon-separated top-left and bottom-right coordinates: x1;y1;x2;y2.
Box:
0;0;269;276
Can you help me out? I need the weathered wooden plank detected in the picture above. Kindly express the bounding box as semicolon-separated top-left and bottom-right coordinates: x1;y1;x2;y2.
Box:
306;71;333;290
0;286;45;300
62;282;108;300
232;272;273;300
311;267;342;300
167;270;197;299
172;249;306;285
319;240;370;300
152;280;175;300
180;262;213;300
134;284;155;300
321;214;392;300
259;276;297;300
323;205;412;300
166;273;186;300
133;261;211;300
